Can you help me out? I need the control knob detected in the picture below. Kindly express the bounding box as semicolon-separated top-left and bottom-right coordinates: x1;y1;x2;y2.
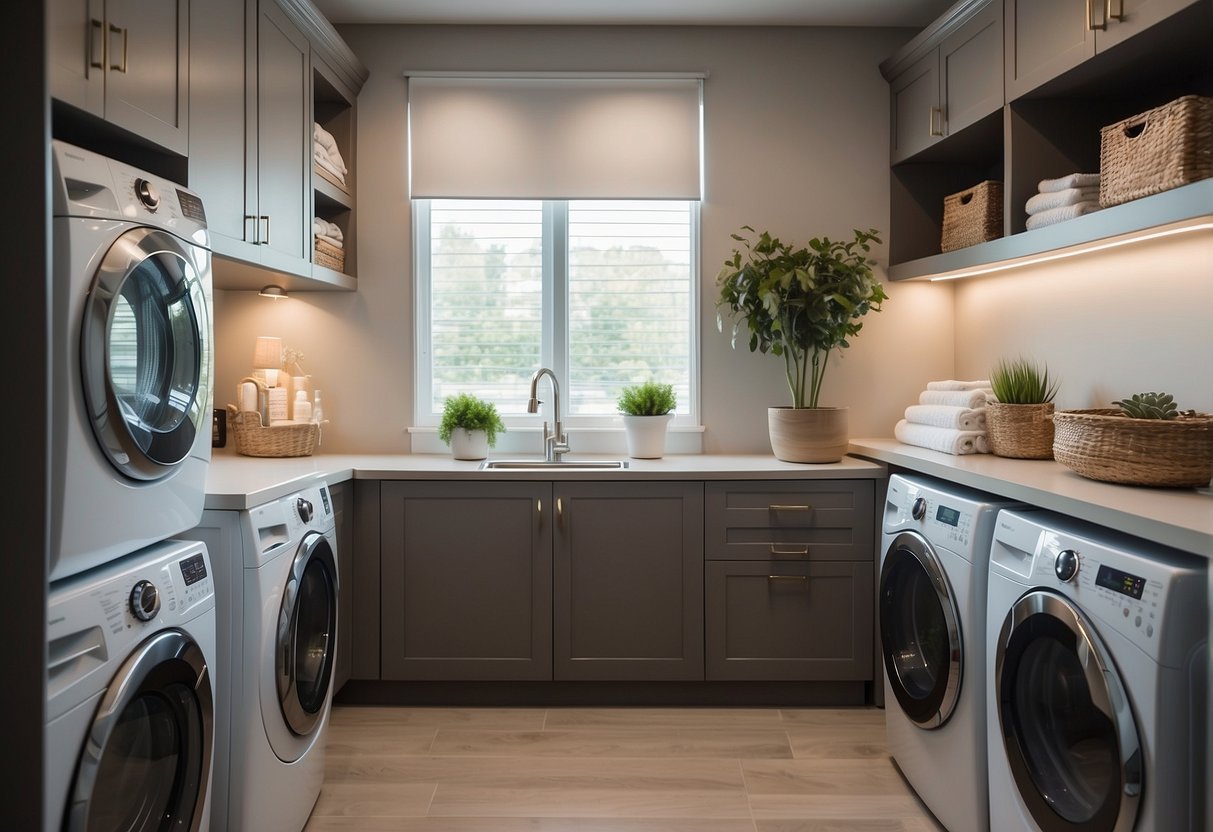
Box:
134;178;160;211
1054;549;1080;582
130;580;161;622
911;497;927;521
297;496;313;523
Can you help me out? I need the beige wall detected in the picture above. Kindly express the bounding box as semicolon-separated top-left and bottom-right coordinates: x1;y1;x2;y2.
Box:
953;229;1213;413
213;23;958;454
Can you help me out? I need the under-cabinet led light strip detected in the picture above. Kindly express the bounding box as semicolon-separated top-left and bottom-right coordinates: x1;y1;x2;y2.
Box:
928;219;1213;281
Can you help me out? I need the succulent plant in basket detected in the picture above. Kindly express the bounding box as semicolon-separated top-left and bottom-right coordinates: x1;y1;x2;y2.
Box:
1053;392;1213;487
986;357;1059;459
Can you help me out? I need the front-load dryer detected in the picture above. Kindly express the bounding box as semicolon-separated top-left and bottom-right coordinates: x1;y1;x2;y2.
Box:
185;480;339;832
45;538;217;832
987;509;1207;832
879;473;1022;832
50;140;214;583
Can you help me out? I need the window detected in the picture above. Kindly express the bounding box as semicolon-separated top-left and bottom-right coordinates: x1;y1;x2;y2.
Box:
415;198;697;427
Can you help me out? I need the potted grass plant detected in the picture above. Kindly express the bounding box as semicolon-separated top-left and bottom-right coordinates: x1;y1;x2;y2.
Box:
617;380;676;459
439;393;506;460
986;357;1059;459
716;226;886;462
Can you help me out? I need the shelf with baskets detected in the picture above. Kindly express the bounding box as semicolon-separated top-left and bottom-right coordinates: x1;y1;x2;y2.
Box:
881;0;1213;282
312;54;358;282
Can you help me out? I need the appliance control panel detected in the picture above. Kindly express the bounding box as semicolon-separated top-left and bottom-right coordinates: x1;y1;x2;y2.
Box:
883;475;992;555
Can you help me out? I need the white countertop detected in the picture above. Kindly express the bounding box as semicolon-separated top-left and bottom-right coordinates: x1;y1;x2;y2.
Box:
849;438;1213;557
203;450;886;511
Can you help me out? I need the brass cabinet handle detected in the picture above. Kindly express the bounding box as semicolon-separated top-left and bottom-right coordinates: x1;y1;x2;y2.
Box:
929;106;944;137
769;504;811;512
89;19;105;70
768;574;809;583
1086;0;1107;30
770;543;809;557
1106;0;1124;21
556;497;564;529
108;24;128;72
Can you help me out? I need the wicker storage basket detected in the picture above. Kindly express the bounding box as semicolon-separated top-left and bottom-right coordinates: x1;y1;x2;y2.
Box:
1053;408;1213;487
986;402;1055;459
227;405;319;457
314;236;346;273
1099;94;1213;208
941;180;1003;252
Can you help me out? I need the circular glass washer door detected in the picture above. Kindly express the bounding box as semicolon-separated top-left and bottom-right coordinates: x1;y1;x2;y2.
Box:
80;226;211;481
276;532;338;740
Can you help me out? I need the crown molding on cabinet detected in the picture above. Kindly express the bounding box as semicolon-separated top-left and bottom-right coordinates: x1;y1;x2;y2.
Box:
879;0;993;81
279;0;370;94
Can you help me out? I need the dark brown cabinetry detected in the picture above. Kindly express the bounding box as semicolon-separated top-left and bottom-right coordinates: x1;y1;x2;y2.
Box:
379;482;553;681
703;481;875;682
330;480;353;693
553;482;704;681
49;0;189;154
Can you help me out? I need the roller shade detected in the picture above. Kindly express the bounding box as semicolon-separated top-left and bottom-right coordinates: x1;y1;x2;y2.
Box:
408;75;703;200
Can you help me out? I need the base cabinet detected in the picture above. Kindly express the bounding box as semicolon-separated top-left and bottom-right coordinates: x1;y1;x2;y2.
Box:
554;482;704;681
330;480;353;693
705;560;873;681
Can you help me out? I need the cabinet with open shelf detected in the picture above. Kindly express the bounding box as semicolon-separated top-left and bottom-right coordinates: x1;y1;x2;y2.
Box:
882;0;1213;281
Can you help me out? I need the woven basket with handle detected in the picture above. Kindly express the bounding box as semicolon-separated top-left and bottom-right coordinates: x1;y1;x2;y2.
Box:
1100;94;1213;208
227;405;319;457
314;236;346;273
1053;408;1213;487
941;180;1003;252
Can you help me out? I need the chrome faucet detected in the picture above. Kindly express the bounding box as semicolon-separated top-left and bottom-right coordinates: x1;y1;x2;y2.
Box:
527;368;570;462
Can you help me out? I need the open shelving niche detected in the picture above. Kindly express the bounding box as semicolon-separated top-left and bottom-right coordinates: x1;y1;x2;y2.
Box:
884;0;1213;282
312;54;358;288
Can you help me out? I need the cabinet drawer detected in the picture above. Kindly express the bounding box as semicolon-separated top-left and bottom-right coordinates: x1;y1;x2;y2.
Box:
705;480;874;561
705;560;874;681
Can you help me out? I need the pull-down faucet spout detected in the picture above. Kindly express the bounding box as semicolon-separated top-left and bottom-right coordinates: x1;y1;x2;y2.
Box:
528;368;569;462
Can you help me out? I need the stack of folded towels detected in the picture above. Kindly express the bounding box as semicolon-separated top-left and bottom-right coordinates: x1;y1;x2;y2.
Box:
313;122;348;188
313;217;344;251
1025;173;1102;231
894;380;994;455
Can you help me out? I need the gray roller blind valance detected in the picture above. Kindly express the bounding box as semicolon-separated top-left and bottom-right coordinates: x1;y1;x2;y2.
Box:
407;74;703;200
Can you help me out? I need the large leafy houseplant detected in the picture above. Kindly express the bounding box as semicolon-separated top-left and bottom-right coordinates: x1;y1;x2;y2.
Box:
716;226;886;409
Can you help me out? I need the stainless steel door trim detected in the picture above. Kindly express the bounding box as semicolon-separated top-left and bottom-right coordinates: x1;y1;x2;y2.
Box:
276;531;338;737
994;588;1142;832
878;531;963;728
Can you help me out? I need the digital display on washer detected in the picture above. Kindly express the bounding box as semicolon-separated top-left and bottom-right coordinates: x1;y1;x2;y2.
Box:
935;505;961;527
176;189;206;222
179;553;208;586
1095;564;1145;599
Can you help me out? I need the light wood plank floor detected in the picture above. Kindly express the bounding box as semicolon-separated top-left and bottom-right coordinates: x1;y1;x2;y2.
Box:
304;706;944;832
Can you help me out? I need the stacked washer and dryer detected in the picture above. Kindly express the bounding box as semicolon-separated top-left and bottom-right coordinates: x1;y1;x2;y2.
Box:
45;140;217;832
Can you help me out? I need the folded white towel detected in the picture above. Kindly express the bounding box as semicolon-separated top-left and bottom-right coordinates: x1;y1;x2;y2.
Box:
895;420;988;455
315;233;344;250
904;404;987;432
1025;187;1100;215
313;150;348;185
919;389;992;409
1025;201;1102;230
313;122;339;155
1038;173;1100;193
312;217;343;242
926;379;992;391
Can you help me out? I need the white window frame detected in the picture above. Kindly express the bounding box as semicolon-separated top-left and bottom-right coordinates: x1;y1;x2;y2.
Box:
412;199;701;445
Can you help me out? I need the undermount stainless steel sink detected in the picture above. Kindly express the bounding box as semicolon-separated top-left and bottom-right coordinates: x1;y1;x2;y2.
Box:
478;459;629;470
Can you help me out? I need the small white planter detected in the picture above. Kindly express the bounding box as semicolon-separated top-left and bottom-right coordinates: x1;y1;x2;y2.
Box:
449;428;490;460
622;413;673;459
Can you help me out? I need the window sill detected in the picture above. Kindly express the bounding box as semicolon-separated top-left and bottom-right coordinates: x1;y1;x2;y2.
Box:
407;424;704;456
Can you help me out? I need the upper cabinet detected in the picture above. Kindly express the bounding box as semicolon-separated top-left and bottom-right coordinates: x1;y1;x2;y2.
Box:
889;0;1003;164
188;0;367;292
49;0;189;155
880;0;1213;280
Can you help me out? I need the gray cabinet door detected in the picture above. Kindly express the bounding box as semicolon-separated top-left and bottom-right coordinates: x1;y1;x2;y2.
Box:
705;480;875;562
102;0;189;154
553;482;704;681
330;481;353;693
941;0;1004;137
1005;0;1094;99
705;560;874;681
380;482;553;681
890;51;940;163
48;0;105;116
255;0;312;274
188;0;257;258
1096;0;1200;50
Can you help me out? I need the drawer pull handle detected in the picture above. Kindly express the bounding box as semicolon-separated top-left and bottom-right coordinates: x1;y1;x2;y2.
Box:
770;544;810;557
769;504;811;512
768;574;808;583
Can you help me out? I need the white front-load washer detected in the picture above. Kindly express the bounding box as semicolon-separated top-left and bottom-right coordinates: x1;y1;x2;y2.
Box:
987;509;1207;832
185;480;339;832
45;538;217;832
879;473;1021;832
50;139;214;583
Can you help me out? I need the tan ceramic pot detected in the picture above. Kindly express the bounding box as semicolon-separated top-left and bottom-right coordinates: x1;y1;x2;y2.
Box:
768;406;849;463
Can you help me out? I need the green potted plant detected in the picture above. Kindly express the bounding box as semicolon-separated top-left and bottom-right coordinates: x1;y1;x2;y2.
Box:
716;226;886;462
986;357;1059;459
617;380;676;459
438;393;506;460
